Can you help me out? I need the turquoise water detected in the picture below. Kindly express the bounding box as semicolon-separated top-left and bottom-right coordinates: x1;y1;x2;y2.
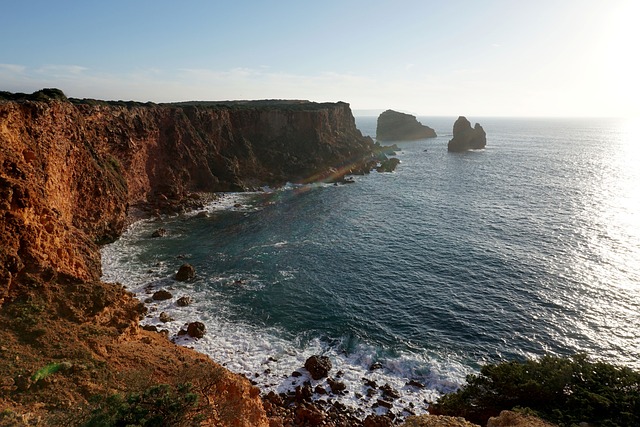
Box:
102;116;640;417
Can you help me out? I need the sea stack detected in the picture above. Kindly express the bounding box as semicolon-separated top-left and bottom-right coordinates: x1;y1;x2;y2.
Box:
447;116;486;152
376;110;436;141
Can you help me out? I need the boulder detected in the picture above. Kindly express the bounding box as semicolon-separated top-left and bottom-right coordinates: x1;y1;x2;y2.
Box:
295;404;325;425
376;158;401;173
380;383;400;400
152;290;172;301
327;377;347;393
151;227;167;238
376;399;393;409
363;378;378;388
487;410;557;427
295;384;313;403
369;362;383;371
376;110;436;141
447;116;486;152
314;385;327;395
175;263;195;281
407;379;425;388
186;321;206;338
159;312;174;323
364;414;394;427
176;296;193;307
304;355;332;380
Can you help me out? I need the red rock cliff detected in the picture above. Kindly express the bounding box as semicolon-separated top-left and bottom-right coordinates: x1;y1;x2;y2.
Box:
0;97;374;303
0;93;375;425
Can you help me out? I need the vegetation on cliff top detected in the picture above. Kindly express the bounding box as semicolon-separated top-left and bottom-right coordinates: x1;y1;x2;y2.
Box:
0;88;347;111
0;88;68;102
430;354;640;427
166;99;351;111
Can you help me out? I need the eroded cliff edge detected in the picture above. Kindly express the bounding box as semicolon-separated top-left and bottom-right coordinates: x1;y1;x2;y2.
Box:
0;92;377;425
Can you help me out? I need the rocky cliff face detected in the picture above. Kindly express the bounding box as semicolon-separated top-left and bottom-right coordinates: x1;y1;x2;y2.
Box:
447;116;486;152
0;92;376;425
376;109;436;141
0;97;375;305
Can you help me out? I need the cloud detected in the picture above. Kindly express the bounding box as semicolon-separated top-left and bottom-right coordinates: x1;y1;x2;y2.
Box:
35;65;89;78
1;62;628;117
0;63;26;74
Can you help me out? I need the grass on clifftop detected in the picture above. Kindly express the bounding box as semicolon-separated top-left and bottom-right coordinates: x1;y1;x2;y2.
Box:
0;88;343;110
430;354;640;427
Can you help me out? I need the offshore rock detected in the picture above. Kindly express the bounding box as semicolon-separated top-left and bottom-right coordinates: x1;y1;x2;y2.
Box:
376;157;401;173
447;116;486;152
327;377;347;393
176;295;193;306
376;109;436;141
380;383;400;400
152;289;173;301
159;312;174;323
175;263;195;281
186;321;206;338
304;355;332;380
151;227;167;238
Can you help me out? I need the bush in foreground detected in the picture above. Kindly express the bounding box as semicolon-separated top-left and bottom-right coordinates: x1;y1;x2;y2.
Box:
81;383;202;427
430;354;640;427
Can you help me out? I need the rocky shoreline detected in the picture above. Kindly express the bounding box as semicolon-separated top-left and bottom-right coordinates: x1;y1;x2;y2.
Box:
107;192;430;426
0;90;412;426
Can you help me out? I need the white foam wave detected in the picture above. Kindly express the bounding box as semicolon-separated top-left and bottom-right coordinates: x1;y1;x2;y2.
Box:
102;261;468;419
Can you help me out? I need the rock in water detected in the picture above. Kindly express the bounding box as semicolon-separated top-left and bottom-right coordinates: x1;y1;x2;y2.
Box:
186;321;206;338
327;377;347;393
304;355;332;380
175;263;195;281
159;312;174;323
151;227;167;238
376;110;436;141
447;116;486;152
152;290;172;301
376;157;401;173
176;296;193;306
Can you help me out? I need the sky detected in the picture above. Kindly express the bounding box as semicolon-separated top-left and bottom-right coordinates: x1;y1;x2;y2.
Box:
1;0;638;117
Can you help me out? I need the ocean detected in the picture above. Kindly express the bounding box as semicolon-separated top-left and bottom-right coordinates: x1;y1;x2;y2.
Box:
101;116;640;417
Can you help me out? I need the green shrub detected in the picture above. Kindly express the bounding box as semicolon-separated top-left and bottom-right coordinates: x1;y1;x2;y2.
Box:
82;383;202;427
0;88;67;101
431;354;640;427
32;88;68;101
31;363;63;381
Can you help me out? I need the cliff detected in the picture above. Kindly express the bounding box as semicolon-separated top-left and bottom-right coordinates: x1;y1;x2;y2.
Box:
376;109;436;141
447;116;486;152
0;90;378;425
